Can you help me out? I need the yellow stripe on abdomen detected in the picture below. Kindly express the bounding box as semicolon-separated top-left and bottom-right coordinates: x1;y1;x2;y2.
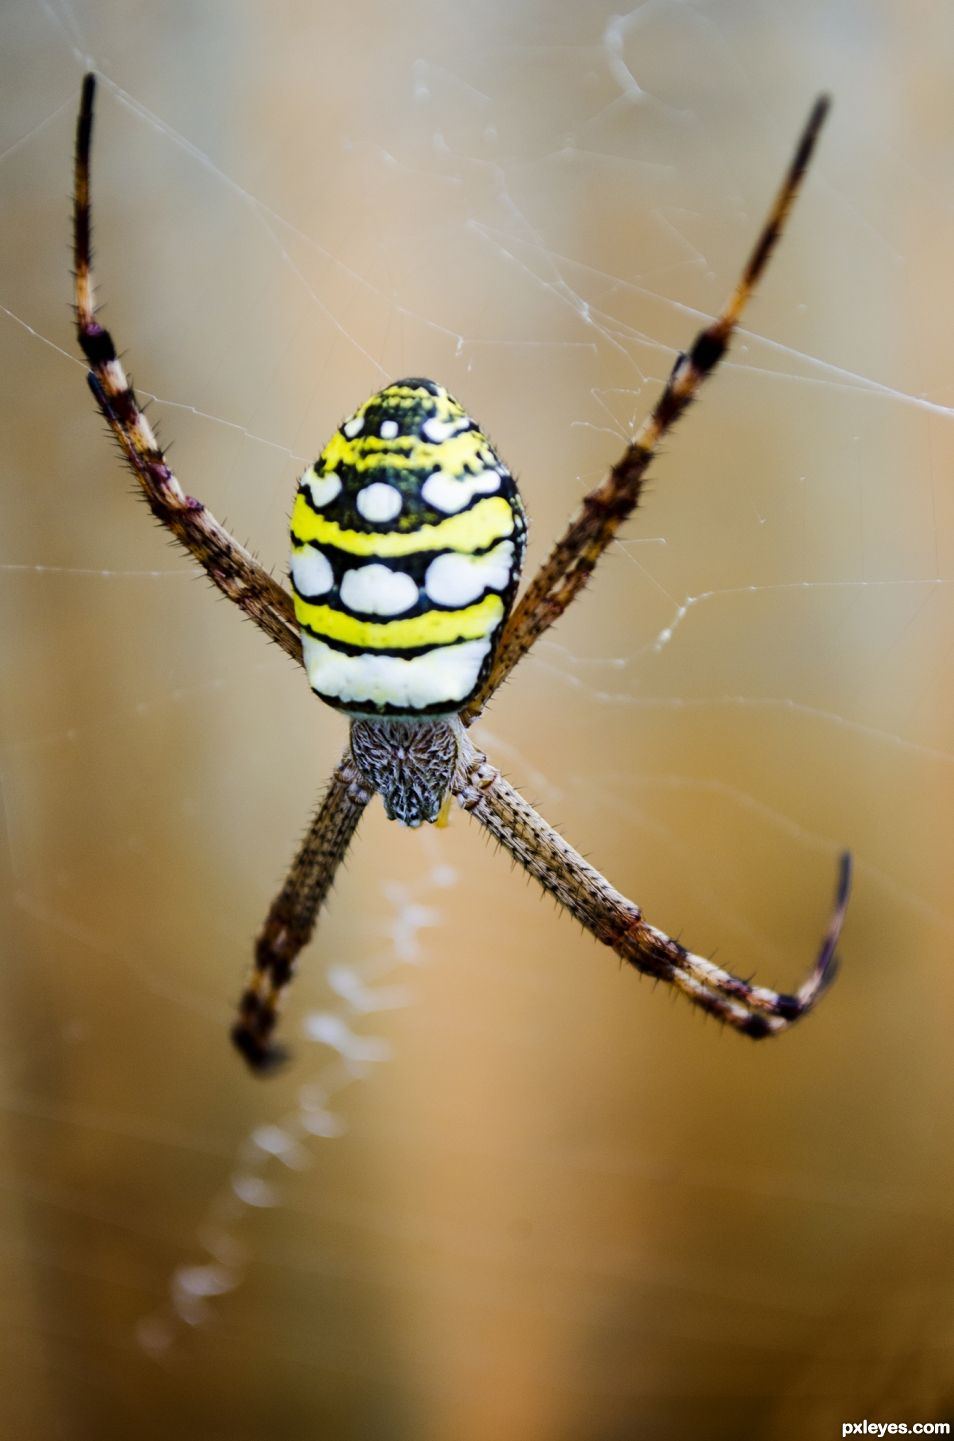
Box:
293;378;526;715
296;593;504;650
291;493;516;557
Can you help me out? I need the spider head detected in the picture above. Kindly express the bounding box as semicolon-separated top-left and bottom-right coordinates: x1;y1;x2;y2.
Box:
350;716;460;828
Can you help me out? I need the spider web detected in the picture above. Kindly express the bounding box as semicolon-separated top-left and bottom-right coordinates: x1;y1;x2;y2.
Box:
2;1;953;1437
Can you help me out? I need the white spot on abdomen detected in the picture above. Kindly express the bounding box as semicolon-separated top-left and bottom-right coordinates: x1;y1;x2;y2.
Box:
291;547;334;597
356;483;403;523
301;469;342;507
343;414;365;438
421;467;501;515
424;541;514;607
340;563;418;616
422;416;458;444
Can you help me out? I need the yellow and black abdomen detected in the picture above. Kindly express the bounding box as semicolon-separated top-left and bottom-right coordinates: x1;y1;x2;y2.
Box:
290;379;526;717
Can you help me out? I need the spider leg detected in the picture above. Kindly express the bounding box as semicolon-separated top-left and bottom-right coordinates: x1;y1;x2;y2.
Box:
452;733;850;1036
462;96;829;724
73;74;301;666
232;749;372;1072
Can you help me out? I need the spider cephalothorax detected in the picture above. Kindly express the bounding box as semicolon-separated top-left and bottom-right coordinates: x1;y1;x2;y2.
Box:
73;74;850;1073
349;716;460;826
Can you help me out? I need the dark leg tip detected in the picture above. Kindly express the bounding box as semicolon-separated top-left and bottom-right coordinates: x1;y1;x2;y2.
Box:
836;850;853;908
741;1013;773;1040
230;1022;289;1076
77;74;97;152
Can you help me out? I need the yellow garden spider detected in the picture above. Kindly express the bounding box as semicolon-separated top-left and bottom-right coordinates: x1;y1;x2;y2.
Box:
73;75;850;1072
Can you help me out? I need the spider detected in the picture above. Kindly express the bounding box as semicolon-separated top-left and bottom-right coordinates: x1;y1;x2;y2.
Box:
73;75;851;1072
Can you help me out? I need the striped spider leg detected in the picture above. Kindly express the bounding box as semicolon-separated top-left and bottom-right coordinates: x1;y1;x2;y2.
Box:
74;75;361;1067
231;753;372;1069
74;74;849;1073
464;96;832;721
73;77;301;667
446;93;852;1038
453;734;851;1038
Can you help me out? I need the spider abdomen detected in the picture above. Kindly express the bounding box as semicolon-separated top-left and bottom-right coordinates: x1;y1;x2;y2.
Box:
290;378;526;716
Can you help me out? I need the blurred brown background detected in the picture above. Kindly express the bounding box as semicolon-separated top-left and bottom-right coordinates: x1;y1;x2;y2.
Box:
2;1;953;1437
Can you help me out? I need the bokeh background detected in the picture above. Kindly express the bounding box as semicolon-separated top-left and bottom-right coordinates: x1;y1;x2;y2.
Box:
2;2;953;1437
